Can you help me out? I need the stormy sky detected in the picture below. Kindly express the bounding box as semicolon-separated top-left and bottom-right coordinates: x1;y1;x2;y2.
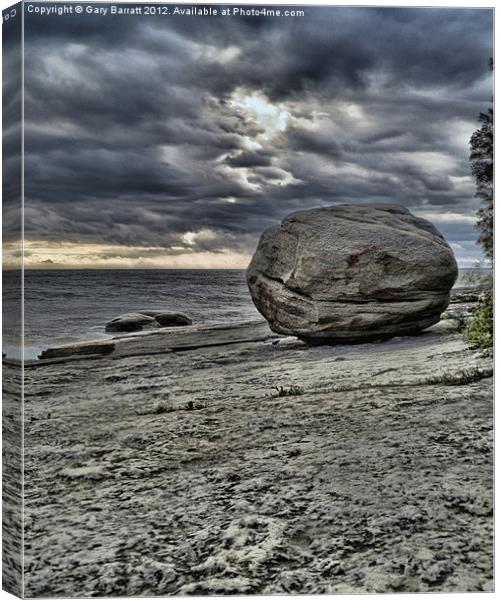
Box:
14;4;494;268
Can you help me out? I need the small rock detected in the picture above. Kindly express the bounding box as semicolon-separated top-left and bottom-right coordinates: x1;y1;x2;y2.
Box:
450;287;489;303
155;313;192;327
105;313;159;333
135;310;192;327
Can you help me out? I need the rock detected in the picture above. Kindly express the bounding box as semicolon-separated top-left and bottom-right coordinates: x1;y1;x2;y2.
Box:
19;317;493;596
450;286;490;304
40;342;115;360
105;313;159;333
247;204;458;343
428;319;462;334
104;311;193;335
136;310;192;327
154;313;192;327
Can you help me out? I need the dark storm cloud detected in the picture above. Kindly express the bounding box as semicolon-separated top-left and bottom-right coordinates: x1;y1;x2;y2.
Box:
225;151;273;168
3;4;22;239
22;4;493;265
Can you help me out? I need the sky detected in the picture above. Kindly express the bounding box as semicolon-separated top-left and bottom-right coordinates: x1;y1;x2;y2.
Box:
5;4;494;268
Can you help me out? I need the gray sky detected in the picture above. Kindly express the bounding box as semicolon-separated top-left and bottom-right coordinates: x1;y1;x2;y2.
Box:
14;4;494;268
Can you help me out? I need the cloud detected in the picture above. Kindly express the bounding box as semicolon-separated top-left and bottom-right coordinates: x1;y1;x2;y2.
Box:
20;6;493;267
225;151;273;168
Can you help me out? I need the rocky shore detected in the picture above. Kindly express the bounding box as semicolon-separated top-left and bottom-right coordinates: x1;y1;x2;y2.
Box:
6;287;492;595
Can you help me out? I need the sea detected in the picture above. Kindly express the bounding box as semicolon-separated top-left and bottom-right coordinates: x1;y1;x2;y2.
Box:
2;268;491;360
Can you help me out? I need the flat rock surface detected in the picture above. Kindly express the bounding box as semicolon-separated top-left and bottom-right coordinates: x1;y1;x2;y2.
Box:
19;317;492;596
38;320;279;361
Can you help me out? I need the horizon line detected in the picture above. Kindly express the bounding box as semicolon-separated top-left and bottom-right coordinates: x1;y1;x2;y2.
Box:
4;265;491;271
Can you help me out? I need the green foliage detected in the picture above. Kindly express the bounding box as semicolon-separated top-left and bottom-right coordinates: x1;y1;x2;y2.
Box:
469;59;493;261
465;58;493;353
465;294;493;351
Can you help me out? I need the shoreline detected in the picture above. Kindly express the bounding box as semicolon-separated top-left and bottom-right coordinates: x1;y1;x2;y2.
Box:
3;274;492;362
6;284;486;366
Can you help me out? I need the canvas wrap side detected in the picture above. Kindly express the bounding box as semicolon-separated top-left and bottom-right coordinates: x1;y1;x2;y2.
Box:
2;2;24;597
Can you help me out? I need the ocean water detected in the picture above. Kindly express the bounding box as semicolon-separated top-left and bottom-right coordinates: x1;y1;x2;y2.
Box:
4;269;260;360
2;267;491;360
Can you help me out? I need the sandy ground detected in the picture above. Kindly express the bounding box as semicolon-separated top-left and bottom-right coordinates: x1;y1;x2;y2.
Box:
11;295;492;597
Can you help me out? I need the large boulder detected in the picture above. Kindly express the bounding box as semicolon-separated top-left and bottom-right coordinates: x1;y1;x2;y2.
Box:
247;204;458;343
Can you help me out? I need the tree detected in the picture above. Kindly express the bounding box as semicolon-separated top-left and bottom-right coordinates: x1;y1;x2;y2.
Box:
469;58;493;261
466;59;493;351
